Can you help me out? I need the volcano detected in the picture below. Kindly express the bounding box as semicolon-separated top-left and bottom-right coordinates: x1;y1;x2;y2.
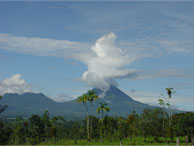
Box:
91;86;154;116
1;86;155;118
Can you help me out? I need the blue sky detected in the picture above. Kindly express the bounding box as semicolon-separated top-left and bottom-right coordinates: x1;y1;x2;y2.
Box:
0;1;194;111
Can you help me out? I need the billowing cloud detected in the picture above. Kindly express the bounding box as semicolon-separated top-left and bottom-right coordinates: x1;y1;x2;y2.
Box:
0;33;138;91
80;33;136;91
1;32;194;91
0;74;31;95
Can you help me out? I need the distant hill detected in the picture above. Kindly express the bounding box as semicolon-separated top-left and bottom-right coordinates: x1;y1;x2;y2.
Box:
0;93;60;117
0;86;168;118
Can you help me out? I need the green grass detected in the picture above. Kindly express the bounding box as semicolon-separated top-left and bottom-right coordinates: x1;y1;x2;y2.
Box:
39;136;191;145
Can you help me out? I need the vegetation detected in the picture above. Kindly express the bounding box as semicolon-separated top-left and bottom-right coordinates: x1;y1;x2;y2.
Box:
1;109;194;145
77;90;100;141
0;95;8;114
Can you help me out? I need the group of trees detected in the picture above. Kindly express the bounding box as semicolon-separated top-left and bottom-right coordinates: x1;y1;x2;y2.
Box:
1;109;194;145
76;90;110;141
0;111;65;144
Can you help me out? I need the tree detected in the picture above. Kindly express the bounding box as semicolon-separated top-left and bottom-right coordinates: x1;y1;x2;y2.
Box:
139;109;153;142
172;112;194;143
127;111;138;141
28;115;45;144
158;88;175;141
158;98;166;131
51;116;60;143
88;90;99;108
77;90;99;141
97;102;110;142
0;95;8;114
139;109;163;142
151;108;164;142
165;88;175;142
0;120;12;145
100;116;116;141
77;92;90;141
96;102;110;119
87;90;99;140
11;117;27;144
165;88;175;126
41;110;51;142
116;117;128;144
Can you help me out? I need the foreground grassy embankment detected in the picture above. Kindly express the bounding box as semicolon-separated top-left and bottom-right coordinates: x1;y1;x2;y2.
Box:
39;137;189;145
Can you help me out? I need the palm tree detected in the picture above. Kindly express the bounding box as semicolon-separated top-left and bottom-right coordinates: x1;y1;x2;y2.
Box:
77;93;90;141
88;90;99;108
165;88;175;143
97;102;110;119
165;88;175;126
77;93;88;116
87;90;99;140
97;102;110;142
166;88;174;99
77;90;99;141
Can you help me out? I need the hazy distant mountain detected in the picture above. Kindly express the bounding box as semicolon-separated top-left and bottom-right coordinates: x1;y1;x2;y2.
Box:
0;92;60;117
0;86;158;118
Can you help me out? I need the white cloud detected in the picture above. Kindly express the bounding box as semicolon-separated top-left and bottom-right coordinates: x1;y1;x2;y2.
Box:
0;33;90;58
49;93;75;102
157;40;194;54
80;33;136;91
0;74;32;95
1;32;194;91
133;68;194;80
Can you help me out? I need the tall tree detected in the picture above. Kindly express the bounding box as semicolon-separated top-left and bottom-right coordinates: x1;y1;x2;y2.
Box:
77;90;99;141
158;88;175;142
87;90;99;140
41;110;51;142
77;92;90;141
158;98;166;131
165;88;175;126
97;102;110;142
166;88;175;133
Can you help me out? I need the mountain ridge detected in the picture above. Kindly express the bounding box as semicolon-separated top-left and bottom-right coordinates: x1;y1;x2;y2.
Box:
0;86;163;118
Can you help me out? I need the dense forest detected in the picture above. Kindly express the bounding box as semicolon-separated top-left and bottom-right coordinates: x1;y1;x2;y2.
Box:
1;109;194;145
0;90;194;145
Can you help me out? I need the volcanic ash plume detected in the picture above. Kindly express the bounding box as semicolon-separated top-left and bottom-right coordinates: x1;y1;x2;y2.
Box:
81;32;135;91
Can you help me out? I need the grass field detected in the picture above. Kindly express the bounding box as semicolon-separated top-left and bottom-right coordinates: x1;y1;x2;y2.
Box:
39;136;190;145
